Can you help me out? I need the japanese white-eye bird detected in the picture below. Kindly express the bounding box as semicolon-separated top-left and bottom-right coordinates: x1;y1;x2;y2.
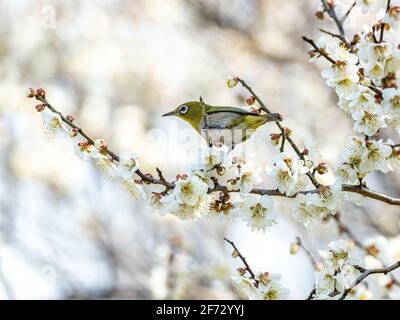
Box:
162;99;282;150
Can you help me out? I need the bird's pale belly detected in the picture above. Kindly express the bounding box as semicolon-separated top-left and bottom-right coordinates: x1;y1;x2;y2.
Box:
200;127;255;150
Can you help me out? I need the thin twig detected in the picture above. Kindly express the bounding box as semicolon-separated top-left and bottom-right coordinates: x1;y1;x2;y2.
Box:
224;237;258;286
301;36;336;64
320;0;350;47
296;236;320;270
318;28;342;40
35;95;175;190
340;1;357;23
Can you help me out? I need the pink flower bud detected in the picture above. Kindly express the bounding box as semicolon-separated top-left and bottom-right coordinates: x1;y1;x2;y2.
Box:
26;88;36;98
69;128;79;137
246;96;256;105
36;87;46;98
66;115;75;122
35;104;46;112
315;11;324;20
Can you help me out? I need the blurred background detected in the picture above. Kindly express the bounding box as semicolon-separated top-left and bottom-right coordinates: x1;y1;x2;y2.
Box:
0;0;399;299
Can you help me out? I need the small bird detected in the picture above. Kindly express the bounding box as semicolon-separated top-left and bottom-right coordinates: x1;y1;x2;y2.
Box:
163;99;282;150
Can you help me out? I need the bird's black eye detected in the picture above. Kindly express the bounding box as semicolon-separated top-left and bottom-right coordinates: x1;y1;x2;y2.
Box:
179;105;188;114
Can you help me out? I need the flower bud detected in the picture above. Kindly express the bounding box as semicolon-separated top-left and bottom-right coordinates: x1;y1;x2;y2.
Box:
259;272;270;284
27;88;36;98
216;165;226;176
246;96;256;105
305;160;313;168
94;138;107;150
69;128;79;137
66;115;75;122
284;127;292;137
366;245;379;256
237;267;247;276
227;77;239;88
385;280;394;289
232;250;239;258
289;243;300;255
270;133;281;146
316;163;329;175
352;33;361;44
36;87;46;98
35;104;46;112
315;10;324;20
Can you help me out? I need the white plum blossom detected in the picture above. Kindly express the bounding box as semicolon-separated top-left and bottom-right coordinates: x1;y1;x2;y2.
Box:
314;266;336;299
383;5;400;30
122;179;146;200
233;273;289;300
321;60;360;100
338;136;384;176
231;276;258;298
255;274;289;300
314;240;364;300
159;176;210;220
291;183;342;228
233;195;277;232
75;140;101;160
317;183;343;211
319;239;358;270
291;193;329;228
115;151;140;179
335;163;359;184
356;0;378;13
382;88;400;117
359;139;392;173
339;87;379;114
41;110;69;137
93;156;116;178
173;176;209;207
236;165;263;193
266;153;309;196
351;106;386;136
198;146;228;170
334;264;362;293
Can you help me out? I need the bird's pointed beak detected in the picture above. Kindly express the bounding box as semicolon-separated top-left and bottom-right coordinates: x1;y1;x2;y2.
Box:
162;110;175;117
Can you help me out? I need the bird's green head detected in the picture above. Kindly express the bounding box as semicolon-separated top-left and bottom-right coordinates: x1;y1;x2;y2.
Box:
162;101;205;131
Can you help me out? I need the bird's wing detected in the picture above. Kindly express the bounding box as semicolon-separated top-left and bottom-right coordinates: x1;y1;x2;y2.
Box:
205;106;259;116
202;112;243;129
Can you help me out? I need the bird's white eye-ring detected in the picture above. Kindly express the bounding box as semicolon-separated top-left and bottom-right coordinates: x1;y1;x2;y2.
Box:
179;105;188;114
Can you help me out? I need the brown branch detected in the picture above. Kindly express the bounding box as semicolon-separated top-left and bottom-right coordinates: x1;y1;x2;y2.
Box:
342;185;400;206
339;260;400;300
320;0;350;47
224;237;259;286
